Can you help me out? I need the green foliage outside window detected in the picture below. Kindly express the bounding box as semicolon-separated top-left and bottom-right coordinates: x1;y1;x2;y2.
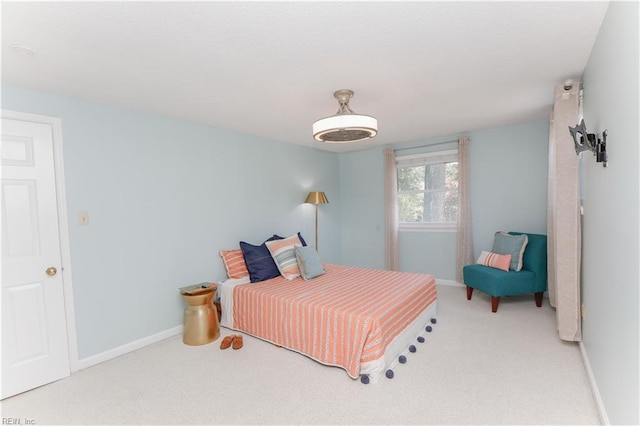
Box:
397;162;458;223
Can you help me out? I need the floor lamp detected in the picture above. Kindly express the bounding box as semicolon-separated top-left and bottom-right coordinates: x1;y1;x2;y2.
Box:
304;191;329;250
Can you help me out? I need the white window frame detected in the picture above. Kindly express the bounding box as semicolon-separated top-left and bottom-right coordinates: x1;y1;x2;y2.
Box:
396;149;459;232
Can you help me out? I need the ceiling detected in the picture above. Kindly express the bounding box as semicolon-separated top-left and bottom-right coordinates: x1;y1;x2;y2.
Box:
2;1;609;153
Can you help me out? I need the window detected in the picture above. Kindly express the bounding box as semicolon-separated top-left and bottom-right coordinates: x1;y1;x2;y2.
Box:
396;150;459;231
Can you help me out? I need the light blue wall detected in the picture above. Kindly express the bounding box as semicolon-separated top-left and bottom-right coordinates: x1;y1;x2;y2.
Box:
339;120;549;279
581;2;639;424
469;121;549;255
338;148;385;269
399;231;456;279
2;85;342;360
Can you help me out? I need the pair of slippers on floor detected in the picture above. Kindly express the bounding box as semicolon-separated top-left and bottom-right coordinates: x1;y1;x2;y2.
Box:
220;334;243;350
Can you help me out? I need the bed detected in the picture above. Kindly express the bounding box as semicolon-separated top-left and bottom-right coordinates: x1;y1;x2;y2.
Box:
218;263;437;383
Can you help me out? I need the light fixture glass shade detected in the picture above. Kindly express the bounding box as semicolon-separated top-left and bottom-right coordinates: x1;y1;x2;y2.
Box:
312;89;378;143
313;114;378;143
305;191;329;204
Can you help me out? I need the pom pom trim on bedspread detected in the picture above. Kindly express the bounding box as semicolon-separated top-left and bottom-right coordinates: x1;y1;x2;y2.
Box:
360;316;437;384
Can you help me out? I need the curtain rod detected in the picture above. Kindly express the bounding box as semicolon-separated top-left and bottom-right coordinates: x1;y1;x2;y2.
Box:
393;139;459;152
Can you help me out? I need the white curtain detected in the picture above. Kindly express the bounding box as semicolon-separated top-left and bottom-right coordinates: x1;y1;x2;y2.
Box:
548;82;582;341
384;148;399;270
456;136;474;282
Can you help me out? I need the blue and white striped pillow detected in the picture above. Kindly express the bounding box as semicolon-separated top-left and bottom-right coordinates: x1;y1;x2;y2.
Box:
265;234;303;280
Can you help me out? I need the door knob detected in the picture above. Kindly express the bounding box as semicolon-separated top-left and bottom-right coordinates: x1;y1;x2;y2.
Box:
45;267;57;276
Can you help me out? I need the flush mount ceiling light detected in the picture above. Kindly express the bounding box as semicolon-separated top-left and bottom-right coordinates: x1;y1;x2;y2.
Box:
312;89;378;143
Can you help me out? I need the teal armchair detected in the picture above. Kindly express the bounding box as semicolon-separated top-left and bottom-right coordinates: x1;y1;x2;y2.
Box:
463;232;547;312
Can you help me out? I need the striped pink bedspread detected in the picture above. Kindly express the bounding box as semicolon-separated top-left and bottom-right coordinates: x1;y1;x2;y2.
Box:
233;264;437;378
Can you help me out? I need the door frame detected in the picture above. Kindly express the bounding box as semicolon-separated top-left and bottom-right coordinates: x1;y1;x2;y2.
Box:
2;109;79;372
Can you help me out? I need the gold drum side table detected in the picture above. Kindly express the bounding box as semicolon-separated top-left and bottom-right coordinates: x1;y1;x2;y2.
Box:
181;289;220;345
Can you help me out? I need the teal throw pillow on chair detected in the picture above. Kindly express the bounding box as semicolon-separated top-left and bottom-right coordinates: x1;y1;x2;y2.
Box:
492;231;528;271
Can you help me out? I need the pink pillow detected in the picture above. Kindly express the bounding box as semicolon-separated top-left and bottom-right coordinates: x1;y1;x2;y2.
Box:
477;251;512;272
219;249;249;279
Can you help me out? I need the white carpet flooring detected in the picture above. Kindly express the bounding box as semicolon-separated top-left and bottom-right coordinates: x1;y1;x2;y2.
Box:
1;285;601;425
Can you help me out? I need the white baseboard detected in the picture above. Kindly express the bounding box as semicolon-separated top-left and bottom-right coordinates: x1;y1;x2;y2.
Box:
579;342;610;425
436;279;465;287
77;325;183;371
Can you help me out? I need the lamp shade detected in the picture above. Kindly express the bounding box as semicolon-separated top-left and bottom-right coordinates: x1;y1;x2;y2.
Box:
305;191;329;205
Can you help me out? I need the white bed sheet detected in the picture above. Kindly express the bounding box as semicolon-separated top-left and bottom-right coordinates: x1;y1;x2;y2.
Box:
218;276;249;329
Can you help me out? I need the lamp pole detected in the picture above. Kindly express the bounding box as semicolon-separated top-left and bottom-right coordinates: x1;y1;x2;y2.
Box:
304;191;328;252
315;203;319;251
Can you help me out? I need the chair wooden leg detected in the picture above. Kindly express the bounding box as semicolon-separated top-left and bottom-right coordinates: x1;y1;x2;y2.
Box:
534;292;543;307
491;296;500;313
466;286;473;300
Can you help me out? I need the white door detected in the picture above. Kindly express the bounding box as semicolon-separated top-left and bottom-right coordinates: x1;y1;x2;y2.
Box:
1;117;70;399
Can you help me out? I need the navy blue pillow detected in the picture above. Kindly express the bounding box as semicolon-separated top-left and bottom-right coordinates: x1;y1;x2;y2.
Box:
240;235;283;283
